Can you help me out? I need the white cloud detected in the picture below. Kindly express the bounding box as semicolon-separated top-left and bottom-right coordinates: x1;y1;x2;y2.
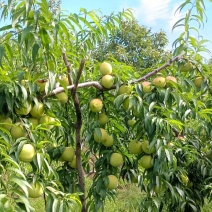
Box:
168;4;185;31
133;0;172;25
130;0;184;31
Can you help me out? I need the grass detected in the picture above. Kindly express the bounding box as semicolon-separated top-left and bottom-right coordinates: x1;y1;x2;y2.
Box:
30;181;141;212
30;197;45;212
30;179;212;212
104;183;142;212
202;199;212;212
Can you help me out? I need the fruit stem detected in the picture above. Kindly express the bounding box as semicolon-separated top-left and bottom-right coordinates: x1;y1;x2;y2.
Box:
44;192;47;209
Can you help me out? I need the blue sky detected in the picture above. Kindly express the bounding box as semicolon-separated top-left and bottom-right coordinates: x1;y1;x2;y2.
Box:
61;0;212;59
0;1;211;59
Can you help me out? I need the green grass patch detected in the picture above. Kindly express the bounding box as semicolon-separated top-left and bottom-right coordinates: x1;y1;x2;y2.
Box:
30;197;45;212
104;183;142;212
29;179;212;212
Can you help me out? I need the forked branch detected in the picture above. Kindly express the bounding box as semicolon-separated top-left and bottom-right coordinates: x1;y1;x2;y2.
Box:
62;50;73;85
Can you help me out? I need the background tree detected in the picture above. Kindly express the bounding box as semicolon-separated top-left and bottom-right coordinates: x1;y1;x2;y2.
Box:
93;19;171;72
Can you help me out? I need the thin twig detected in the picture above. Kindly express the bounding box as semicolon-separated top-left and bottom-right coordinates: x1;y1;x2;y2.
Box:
62;50;73;85
130;53;184;84
43;81;104;98
72;59;86;96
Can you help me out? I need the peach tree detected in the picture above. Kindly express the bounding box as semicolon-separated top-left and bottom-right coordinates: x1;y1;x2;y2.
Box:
0;0;212;212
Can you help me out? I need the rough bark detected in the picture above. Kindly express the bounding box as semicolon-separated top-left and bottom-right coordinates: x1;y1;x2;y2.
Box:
62;49;73;85
62;51;87;211
71;59;87;212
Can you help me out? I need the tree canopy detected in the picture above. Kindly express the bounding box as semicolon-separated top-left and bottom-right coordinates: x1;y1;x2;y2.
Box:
0;0;212;212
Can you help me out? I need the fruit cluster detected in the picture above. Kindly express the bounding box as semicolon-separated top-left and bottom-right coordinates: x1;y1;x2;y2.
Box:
0;76;76;198
87;61;204;191
88;62;154;189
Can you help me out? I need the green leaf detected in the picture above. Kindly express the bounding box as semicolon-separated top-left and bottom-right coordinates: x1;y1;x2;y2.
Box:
36;153;44;172
25;0;33;16
149;102;156;113
94;128;101;139
46;194;54;211
129;96;137;110
78;16;95;33
165;118;184;131
165;148;173;163
6;167;26;179
175;186;184;197
10;177;30;196
40;28;50;46
114;94;127;108
12;7;25;28
172;18;185;31
46;72;56;94
175;1;191;14
20;85;28;100
0;24;12;32
164;88;171;104
20;26;34;45
182;109;191;120
0;45;5;67
152;197;160;209
88;11;102;33
8;0;13;10
32;43;40;63
52;198;59;212
4;43;13;63
13;189;34;211
68;14;83;31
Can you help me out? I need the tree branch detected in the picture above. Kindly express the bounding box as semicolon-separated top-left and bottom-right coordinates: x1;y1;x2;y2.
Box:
44;81;105;97
62;49;73;85
71;59;87;212
72;59;86;96
130;54;184;84
44;53;184;98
